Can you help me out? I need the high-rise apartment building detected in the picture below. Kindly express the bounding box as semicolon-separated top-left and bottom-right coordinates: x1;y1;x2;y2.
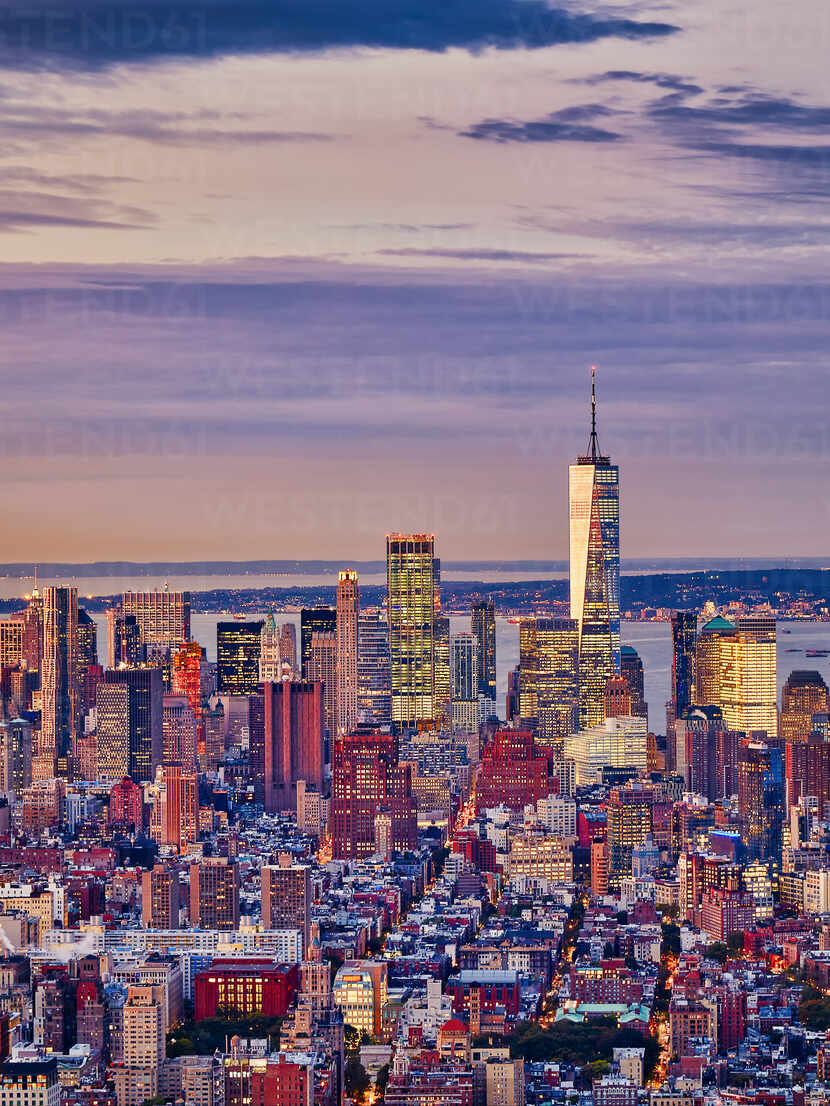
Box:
261;859;312;949
263;681;324;813
386;534;438;727
357;611;392;728
535;618;579;752
216;621;264;696
780;670;829;743
189;857;240;930
308;631;337;738
122;590;191;652
40;585;78;774
331;733;417;858
471;599;497;702
607;782;654;888
141;863;181;928
300;608;336;681
163;764;199;851
336;570;359;735
0;718;32;794
569;371;620;729
785;734;830;815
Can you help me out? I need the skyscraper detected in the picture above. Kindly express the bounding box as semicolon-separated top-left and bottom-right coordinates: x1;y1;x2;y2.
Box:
162;693;198;768
122;589;191;652
40;585;78;775
569;370;620;729
172;641;203;715
336;570;359;736
780;670;829;743
300;608;336;680
432;614;451;726
263;681;325;813
620;645;648;725
308;631;337;738
451;632;479;731
279;623;298;674
386;534;438;727
671;610;698;717
162;764;199;851
535;617;579;753
471;600;497;702
719;616;778;739
100;668;163;783
518;618;539;727
189;857;240;929
694;616;737;707
260;614;281;683
106;609;141;669
738;739;782;860
217;621;264;696
357;611;392;729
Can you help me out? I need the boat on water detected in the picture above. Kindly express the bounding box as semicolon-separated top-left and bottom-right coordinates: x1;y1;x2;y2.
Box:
806;649;830;657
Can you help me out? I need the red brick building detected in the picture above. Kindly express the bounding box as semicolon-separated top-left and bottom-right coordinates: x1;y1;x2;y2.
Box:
475;729;552;813
193;959;298;1020
331;733;417;859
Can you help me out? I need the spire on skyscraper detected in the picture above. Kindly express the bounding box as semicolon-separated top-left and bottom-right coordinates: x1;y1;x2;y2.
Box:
580;365;609;465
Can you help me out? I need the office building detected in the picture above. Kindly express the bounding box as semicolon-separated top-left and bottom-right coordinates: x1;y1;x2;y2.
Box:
216;621;264;696
738;739;783;859
0;1058;59;1106
122;590;191;652
357;611;392;728
162;764;198;851
565;716;648;786
308;631;337;738
263;681;324;813
300;608;336;681
476;729;553;812
109;775;144;830
172;642;203;715
694;616;737;707
722;616;778;738
0;718;32;794
432;614;451;726
471;599;497;702
780;670;829;743
332;960;388;1038
335;570;359;735
569;370;620;728
535;618;579;752
386;534;438;727
190;857;240;930
99;668;163;783
106;609;141;669
607;782;654;887
331;732;417;858
785;734;830;815
194;960;298;1021
279;623;298;673
620;645;647;724
671;611;698;718
162;694;197;769
451;632;479;730
259;614;281;683
40;585;78;773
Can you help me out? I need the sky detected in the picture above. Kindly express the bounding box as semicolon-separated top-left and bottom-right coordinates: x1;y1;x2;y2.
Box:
0;0;828;562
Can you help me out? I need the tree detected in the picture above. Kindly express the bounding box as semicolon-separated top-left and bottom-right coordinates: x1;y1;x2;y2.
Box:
705;942;728;965
344;1024;362;1055
603;941;614;959
377;1063;391;1093
799;985;830;1030
661;922;680;958
345;1056;370;1100
726;931;745;955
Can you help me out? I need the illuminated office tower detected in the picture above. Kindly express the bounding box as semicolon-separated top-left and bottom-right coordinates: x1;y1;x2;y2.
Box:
99;668;163;783
263;681;324;813
386;534;437;727
569;370;620;728
719;617;777;738
607;782;653;888
671;611;698;717
216;620;264;696
308;631;337;738
738;739;782;859
76;608;98;719
122;589;191;652
172;642;204;715
280;623;298;673
535;617;579;753
432;615;451;726
471;600;497;702
300;608;336;680
357;611;392;728
451;632;479;731
40;586;78;774
331;732;417;858
260;614;281;683
518;618;538;727
780;670;829;743
336;571;359;735
0;594;41;677
106;609;141;668
694;616;736;706
620;645;647;724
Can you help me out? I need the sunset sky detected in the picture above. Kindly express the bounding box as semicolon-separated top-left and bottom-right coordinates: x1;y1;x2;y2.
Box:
1;0;828;562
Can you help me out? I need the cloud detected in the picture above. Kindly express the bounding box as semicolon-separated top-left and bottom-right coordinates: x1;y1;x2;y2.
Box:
376;247;579;262
0;0;677;70
0;189;155;232
0;102;334;148
649;92;830;131
581;70;703;94
459;104;622;143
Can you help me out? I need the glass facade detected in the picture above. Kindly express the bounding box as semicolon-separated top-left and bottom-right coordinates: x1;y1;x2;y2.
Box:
386;534;437;727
